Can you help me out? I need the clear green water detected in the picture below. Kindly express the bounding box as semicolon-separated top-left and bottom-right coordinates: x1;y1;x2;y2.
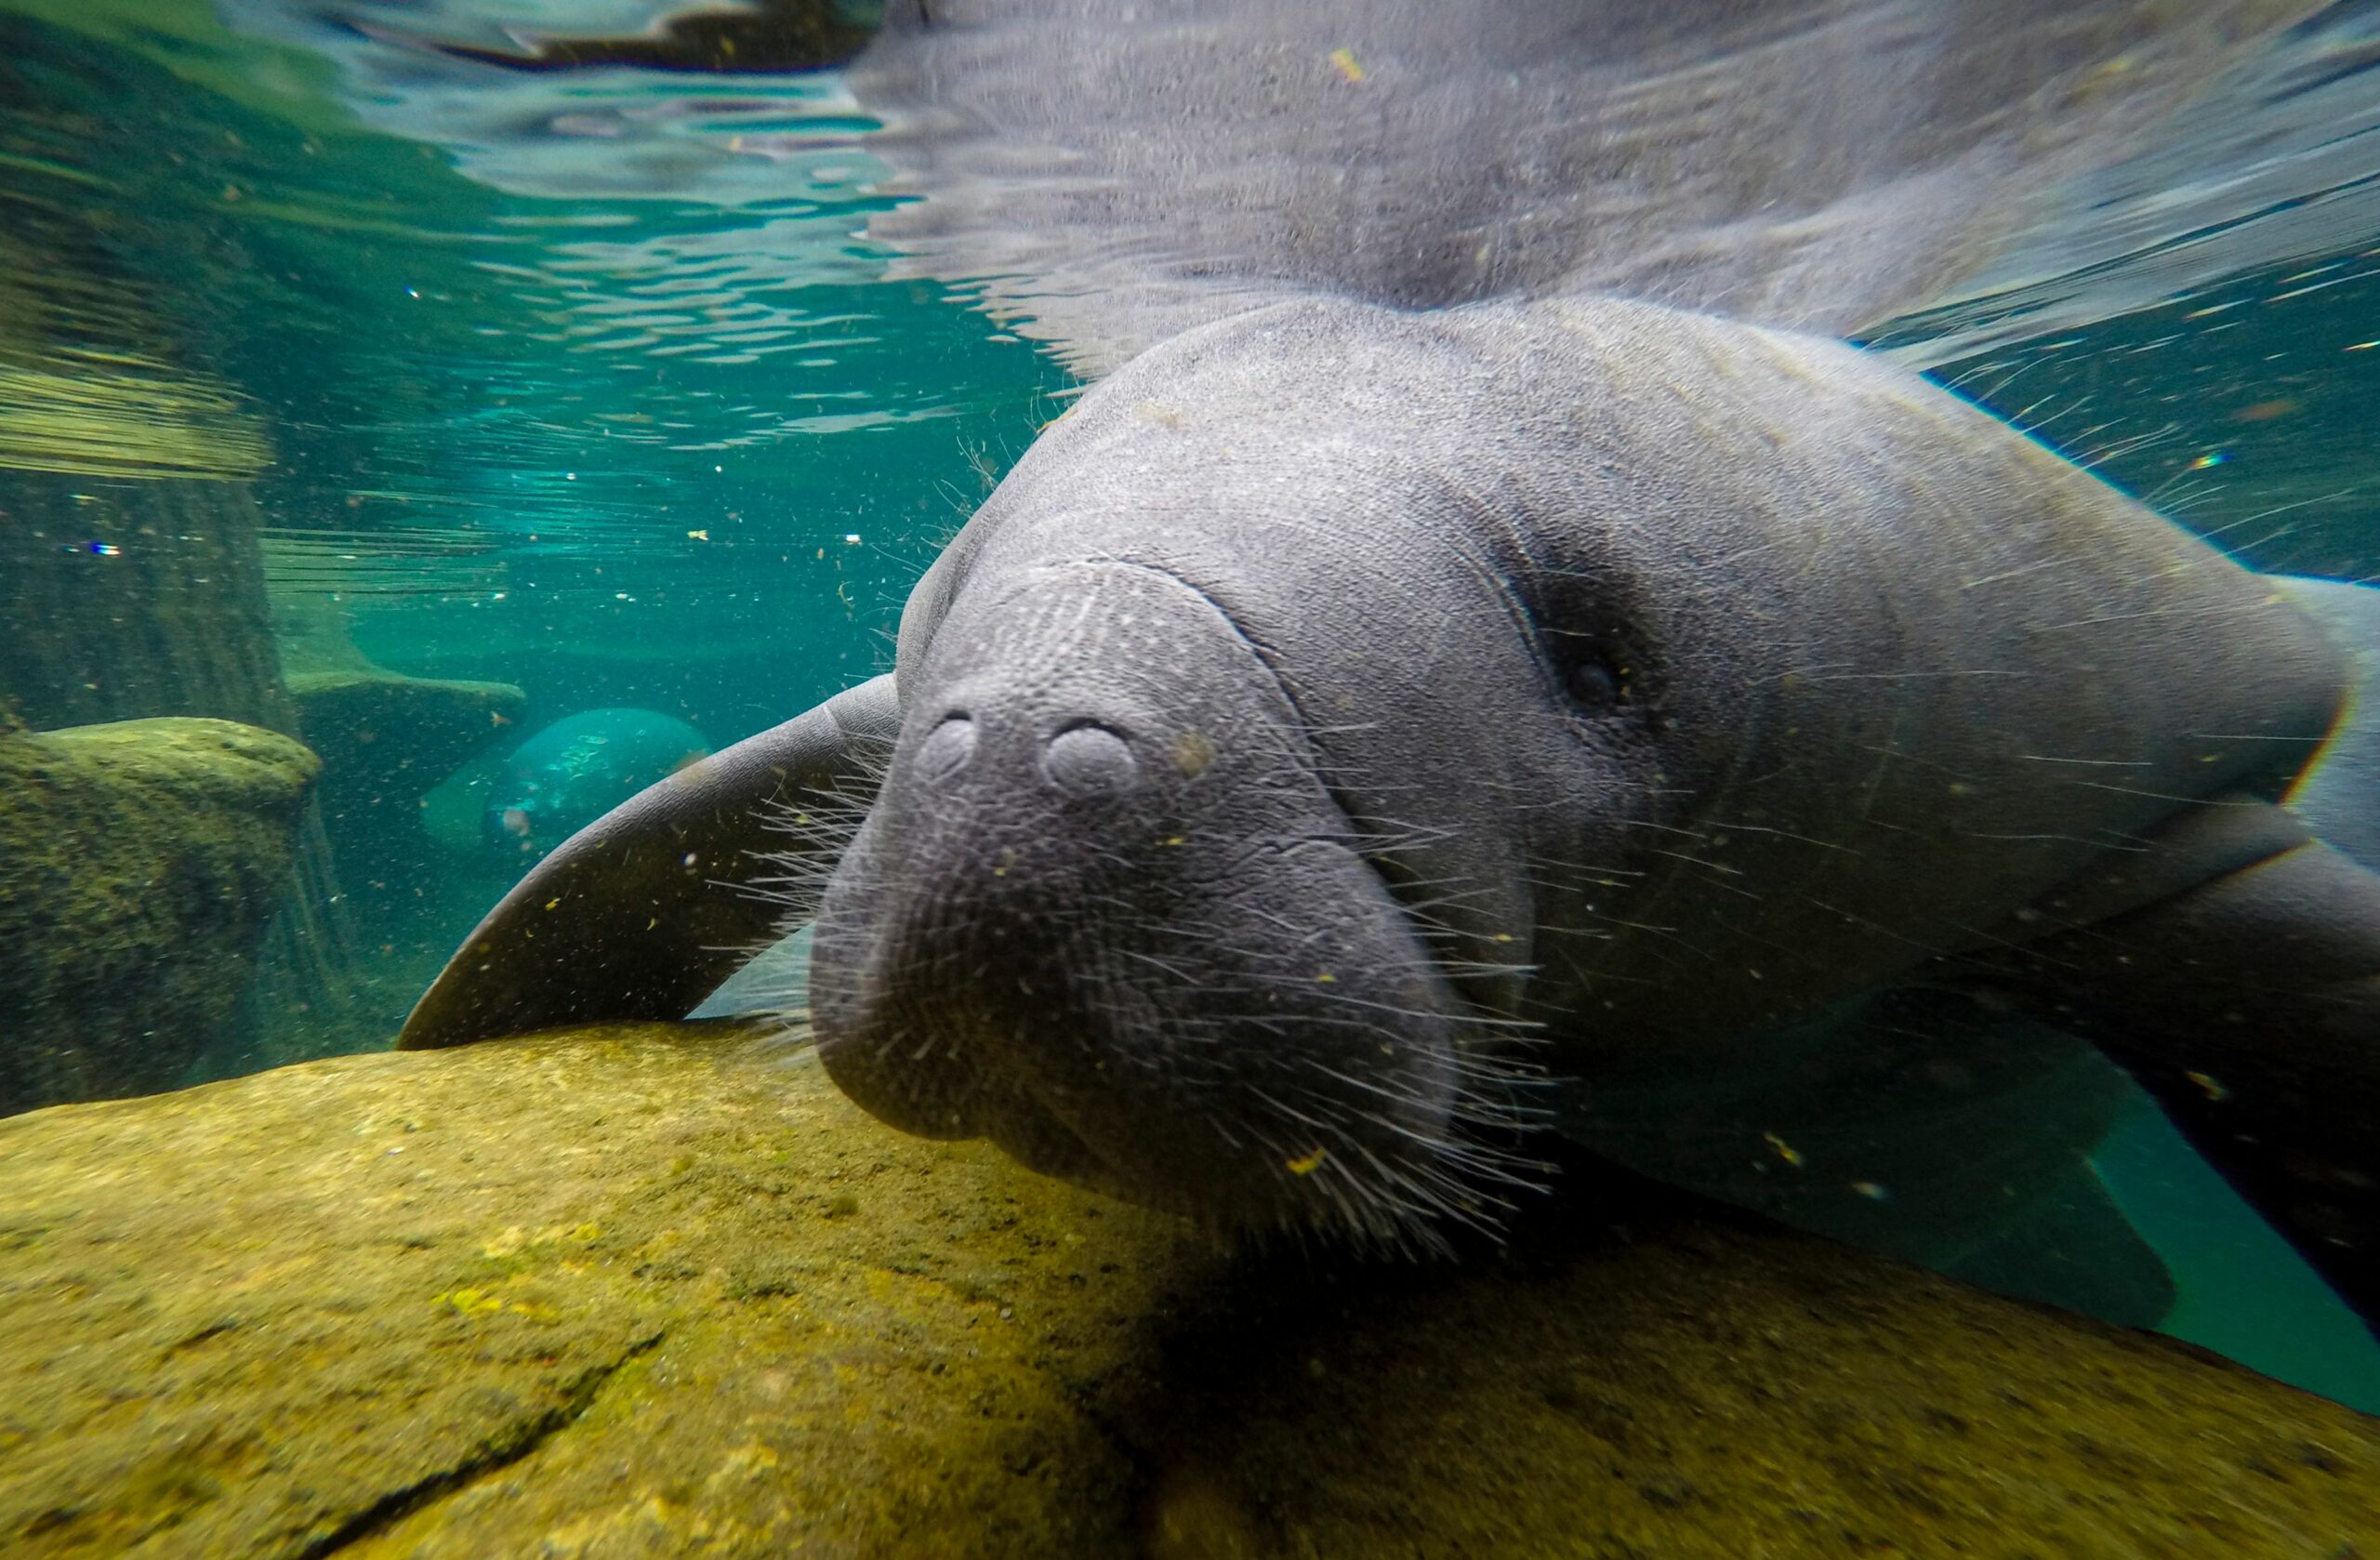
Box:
2;0;1072;1060
6;0;2380;1421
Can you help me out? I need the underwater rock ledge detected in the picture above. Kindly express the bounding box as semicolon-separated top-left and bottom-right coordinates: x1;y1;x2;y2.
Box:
0;718;319;1116
284;668;526;863
2;1025;2374;1559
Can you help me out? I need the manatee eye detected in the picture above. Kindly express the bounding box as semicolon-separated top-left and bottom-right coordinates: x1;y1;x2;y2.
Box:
1565;654;1625;712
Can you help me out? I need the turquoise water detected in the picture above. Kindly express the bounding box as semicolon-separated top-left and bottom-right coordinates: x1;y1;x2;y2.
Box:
7;0;2380;1430
2;0;1071;1059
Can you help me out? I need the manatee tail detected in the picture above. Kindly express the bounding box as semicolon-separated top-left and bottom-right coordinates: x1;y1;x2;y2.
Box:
397;674;898;1050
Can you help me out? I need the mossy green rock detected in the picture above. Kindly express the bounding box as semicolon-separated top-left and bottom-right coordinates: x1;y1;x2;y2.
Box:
0;718;318;1114
3;1024;2375;1557
285;668;525;826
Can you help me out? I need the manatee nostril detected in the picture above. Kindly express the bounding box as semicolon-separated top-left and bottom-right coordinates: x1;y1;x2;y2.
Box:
1042;723;1138;796
916;714;978;784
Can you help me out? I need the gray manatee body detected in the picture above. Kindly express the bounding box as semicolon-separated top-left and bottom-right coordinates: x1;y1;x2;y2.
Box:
402;293;2380;1329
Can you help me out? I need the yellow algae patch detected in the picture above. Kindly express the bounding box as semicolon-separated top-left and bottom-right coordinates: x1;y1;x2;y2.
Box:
433;1280;565;1324
1170;728;1216;777
480;1221;606;1259
716;1442;781;1475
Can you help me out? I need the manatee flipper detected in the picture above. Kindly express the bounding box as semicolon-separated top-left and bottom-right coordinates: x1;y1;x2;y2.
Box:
1565;990;2173;1327
1981;805;2380;1329
1938;1159;2176;1330
2275;574;2380;872
398;674;898;1050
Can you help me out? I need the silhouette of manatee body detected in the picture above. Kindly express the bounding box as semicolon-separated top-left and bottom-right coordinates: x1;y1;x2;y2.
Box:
485;708;711;859
401;294;2380;1331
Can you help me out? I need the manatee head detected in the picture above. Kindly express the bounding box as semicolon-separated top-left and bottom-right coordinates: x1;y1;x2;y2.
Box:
811;562;1497;1238
808;300;1703;1241
810;289;2334;1244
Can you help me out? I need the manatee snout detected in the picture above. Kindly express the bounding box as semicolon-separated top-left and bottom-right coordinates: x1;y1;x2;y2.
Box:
809;563;1518;1240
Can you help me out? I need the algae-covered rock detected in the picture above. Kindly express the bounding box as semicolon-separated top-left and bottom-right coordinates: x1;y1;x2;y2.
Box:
286;667;526;833
2;1024;2374;1558
0;718;319;1114
276;591;526;883
0;474;290;734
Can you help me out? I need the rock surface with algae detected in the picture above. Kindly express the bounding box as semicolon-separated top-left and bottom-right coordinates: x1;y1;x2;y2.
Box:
276;596;524;858
5;1019;2380;1553
286;669;525;845
0;718;318;1115
5;1023;2377;1556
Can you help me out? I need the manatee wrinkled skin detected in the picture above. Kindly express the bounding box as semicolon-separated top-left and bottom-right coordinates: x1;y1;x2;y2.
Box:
403;292;2380;1331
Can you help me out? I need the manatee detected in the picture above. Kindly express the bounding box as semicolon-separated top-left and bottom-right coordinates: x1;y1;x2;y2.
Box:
399;293;2380;1320
394;3;2380;1329
479;707;711;860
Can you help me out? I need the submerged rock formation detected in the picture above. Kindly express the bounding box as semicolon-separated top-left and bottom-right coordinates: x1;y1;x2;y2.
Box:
0;476;284;735
286;668;525;852
273;594;525;950
0;474;361;1074
2;1023;2373;1557
275;593;526;839
0;718;318;1114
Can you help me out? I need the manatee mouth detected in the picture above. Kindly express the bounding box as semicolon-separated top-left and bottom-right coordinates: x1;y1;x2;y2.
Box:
809;823;1538;1243
803;559;1543;1242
